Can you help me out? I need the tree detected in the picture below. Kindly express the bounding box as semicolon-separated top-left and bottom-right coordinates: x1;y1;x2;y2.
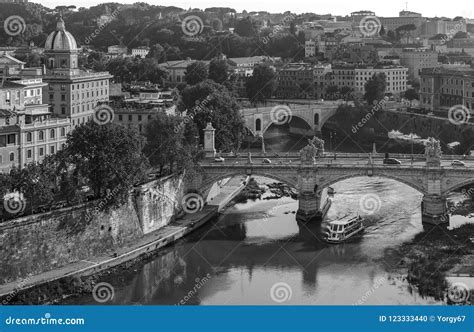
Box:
379;25;386;36
364;73;387;105
208;58;229;84
9;162;55;213
148;43;165;62
325;85;339;100
179;80;245;152
64;122;148;207
143;113;187;176
185;61;209;85
234;17;255;37
245;63;277;103
404;88;419;101
289;21;296;35
396;24;417;44
339;86;352;100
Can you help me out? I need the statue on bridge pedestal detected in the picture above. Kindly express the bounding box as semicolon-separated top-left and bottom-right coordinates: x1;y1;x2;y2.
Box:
425;137;442;167
300;136;324;164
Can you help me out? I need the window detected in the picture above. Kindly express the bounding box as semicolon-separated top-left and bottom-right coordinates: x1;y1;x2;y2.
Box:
7;134;15;145
38;131;44;141
128;115;132;121
50;129;55;139
61;94;66;101
50;146;55;154
118;115;123;121
26;132;32;142
9;152;14;162
27;149;32;159
138;115;142;121
39;148;44;156
49;94;54;100
61;128;66;137
255;118;261;131
61;107;66;115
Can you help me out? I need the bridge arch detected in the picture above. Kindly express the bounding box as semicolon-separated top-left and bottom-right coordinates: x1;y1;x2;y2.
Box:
442;178;474;196
200;171;298;197
316;174;427;196
260;115;314;136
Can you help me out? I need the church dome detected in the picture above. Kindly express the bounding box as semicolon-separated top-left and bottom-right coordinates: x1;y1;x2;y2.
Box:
45;17;78;51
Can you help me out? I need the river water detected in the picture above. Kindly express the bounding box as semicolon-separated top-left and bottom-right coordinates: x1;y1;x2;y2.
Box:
70;175;473;305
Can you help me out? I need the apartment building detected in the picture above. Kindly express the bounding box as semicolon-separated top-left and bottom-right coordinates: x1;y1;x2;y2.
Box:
419;66;474;113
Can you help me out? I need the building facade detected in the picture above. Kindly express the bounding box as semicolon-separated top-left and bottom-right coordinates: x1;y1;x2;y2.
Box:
42;17;112;128
399;48;439;81
354;65;407;95
0;78;70;172
420;66;474;113
131;46;150;58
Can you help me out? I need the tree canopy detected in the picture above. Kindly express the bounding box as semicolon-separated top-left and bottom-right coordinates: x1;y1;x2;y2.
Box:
64;122;149;207
245;63;278;103
364;73;387;105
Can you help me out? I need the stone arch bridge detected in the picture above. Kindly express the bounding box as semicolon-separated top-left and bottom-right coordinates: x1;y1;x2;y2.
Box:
241;101;342;136
193;124;474;225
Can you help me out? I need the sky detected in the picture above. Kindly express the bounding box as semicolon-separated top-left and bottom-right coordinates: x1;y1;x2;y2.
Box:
36;0;473;19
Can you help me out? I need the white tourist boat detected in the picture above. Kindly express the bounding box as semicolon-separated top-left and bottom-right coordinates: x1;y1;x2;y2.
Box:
323;215;364;244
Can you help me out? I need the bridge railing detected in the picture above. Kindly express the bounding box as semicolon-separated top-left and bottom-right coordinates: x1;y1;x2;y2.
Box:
214;152;473;160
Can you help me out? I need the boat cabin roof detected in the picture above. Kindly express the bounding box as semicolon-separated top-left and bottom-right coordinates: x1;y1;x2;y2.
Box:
329;215;360;225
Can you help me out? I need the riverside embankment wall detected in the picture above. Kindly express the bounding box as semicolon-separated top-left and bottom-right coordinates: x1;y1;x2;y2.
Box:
0;175;184;285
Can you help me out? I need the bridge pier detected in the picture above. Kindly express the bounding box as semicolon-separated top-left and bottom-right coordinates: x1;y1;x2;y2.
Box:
421;194;449;226
296;192;323;223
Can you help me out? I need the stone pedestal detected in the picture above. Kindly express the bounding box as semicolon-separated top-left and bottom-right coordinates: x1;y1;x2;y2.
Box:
421;194;449;225
203;122;216;158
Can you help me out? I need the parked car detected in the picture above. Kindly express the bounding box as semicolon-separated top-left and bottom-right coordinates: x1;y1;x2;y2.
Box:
214;157;225;163
383;158;401;165
147;173;157;180
262;158;272;164
451;160;466;167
